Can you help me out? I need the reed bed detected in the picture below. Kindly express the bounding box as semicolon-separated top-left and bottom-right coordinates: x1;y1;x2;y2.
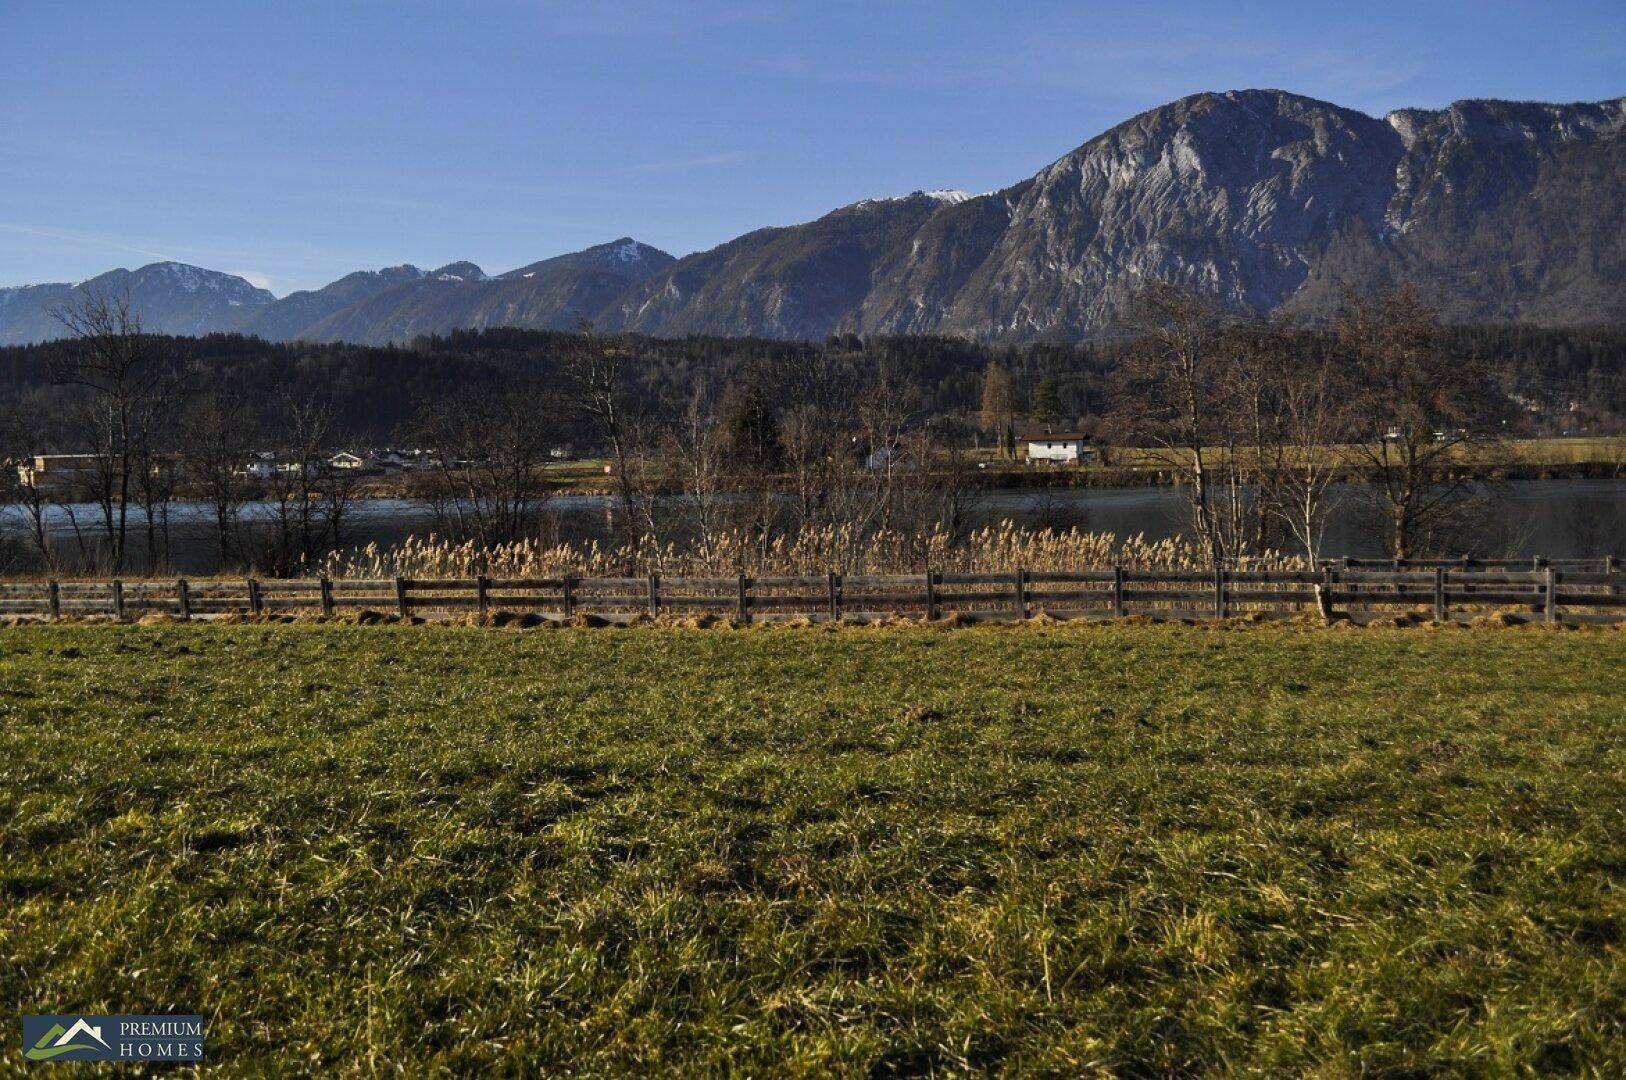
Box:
320;522;1302;580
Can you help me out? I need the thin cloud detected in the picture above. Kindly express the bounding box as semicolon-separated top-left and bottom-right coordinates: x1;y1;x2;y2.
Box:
624;151;752;176
0;222;177;264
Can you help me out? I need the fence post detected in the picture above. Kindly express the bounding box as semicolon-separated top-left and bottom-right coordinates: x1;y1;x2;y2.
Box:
1317;565;1335;621
319;575;335;617
177;578;191;621
1112;566;1125;619
47;579;61;621
736;572;749;623
1011;569;1027;619
247;578;262;616
1608;556;1620;601
475;575;489;618
111;579;125;621
827;571;840;620
924;570;939;621
1213;566;1225;619
1433;568;1446;623
1544;567;1558;624
562;576;576;618
647;573;660;618
394;576;409;619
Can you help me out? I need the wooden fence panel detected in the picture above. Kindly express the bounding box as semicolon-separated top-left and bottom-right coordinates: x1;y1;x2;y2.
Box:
0;559;1617;623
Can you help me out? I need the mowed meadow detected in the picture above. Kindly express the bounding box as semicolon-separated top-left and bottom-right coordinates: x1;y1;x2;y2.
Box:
1;622;1622;1073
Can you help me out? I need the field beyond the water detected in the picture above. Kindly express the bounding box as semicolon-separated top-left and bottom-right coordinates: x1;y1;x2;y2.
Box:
1;623;1622;1074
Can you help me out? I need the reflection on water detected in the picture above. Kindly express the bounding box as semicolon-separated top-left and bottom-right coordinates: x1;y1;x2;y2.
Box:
972;480;1626;562
6;479;1622;575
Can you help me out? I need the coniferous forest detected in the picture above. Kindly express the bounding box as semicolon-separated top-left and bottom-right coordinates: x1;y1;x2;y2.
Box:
2;322;1622;448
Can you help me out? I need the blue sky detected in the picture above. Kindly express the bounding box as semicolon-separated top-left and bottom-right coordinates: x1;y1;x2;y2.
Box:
2;1;1622;294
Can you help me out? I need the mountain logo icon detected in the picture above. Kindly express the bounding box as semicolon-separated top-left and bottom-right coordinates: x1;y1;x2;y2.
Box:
24;1017;111;1061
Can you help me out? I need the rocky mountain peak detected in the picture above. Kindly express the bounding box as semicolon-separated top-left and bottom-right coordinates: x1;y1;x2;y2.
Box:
2;91;1620;346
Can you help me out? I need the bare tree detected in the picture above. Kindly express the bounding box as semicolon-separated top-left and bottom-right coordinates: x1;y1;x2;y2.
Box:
179;391;258;570
979;363;1019;459
133;441;181;575
46;291;182;572
1211;319;1289;557
662;384;735;567
413;378;557;549
1270;334;1350;563
559;324;660;558
1336;287;1504;559
1;408;47;570
259;391;343;574
779;349;864;536
1108;282;1231;565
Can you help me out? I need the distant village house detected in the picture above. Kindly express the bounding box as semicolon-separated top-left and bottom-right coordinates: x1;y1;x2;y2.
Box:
15;453;102;490
1023;432;1096;465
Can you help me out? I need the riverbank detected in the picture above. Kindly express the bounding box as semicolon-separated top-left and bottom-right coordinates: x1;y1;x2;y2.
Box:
392;436;1626;496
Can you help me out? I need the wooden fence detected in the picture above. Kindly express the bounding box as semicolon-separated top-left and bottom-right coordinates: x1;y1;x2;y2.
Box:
0;558;1619;625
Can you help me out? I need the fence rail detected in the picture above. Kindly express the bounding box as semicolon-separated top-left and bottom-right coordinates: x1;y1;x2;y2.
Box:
0;558;1619;626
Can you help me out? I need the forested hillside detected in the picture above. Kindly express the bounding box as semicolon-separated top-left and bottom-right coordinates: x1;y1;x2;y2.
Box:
2;323;1621;449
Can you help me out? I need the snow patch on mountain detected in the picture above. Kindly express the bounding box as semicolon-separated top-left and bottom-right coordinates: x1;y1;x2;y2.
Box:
856;188;973;208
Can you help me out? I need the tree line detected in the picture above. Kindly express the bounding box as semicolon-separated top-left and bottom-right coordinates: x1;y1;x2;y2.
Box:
0;287;1620;575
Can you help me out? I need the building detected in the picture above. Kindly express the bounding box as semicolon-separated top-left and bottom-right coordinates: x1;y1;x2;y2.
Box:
1023;432;1095;465
15;453;101;490
328;451;369;471
372;450;418;471
239;453;279;480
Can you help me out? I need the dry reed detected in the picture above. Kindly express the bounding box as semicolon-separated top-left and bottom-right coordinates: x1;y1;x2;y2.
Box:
320;522;1302;580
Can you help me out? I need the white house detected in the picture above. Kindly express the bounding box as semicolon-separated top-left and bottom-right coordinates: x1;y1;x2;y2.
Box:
1024;432;1095;465
240;453;279;480
328;451;369;471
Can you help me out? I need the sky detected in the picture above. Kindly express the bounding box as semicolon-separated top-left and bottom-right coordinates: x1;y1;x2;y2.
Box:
2;1;1622;295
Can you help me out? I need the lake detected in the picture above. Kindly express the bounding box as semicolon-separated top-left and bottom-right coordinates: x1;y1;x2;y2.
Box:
6;479;1622;574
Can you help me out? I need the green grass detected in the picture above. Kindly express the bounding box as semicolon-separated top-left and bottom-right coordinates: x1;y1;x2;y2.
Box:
1;623;1622;1074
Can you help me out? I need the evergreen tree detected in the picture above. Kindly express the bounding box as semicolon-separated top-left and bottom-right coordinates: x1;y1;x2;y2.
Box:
1030;377;1062;429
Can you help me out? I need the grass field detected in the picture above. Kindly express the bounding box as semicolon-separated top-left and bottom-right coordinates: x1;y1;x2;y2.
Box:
442;436;1625;493
967;435;1626;472
2;623;1623;1073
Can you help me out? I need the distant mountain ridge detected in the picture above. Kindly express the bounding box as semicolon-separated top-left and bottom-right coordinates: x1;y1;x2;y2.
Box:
0;263;275;345
281;239;677;346
3;90;1621;345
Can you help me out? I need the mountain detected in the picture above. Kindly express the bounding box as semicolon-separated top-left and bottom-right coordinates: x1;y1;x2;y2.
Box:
3;91;1621;346
247;239;675;345
0;262;273;345
604;192;973;340
607;91;1626;339
234;264;432;342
